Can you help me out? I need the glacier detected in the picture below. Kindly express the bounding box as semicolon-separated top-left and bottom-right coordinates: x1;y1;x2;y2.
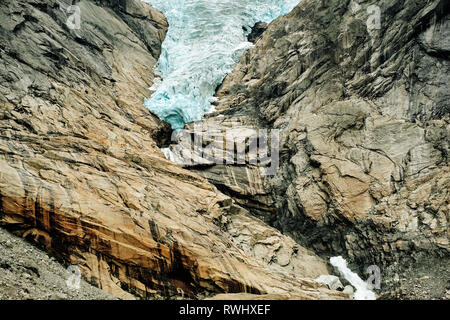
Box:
144;0;300;129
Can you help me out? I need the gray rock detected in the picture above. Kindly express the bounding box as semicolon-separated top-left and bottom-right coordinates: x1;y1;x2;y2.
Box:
315;275;344;291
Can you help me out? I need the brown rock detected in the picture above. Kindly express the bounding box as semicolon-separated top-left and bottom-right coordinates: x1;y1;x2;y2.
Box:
0;0;346;300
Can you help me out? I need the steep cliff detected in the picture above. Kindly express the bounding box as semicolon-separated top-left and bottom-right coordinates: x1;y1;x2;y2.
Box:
168;0;449;299
0;0;347;299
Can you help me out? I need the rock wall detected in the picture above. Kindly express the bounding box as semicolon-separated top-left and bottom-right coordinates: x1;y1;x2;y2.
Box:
0;0;347;299
168;0;449;299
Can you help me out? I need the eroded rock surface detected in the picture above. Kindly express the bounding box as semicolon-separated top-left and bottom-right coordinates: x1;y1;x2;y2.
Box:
166;0;449;299
0;0;347;300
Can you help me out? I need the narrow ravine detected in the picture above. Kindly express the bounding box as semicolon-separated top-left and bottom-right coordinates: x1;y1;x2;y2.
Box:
143;0;378;301
144;0;300;129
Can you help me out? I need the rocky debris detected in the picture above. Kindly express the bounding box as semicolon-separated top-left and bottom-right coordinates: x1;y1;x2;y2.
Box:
168;0;449;299
378;256;449;300
0;227;115;300
247;22;268;43
0;0;348;300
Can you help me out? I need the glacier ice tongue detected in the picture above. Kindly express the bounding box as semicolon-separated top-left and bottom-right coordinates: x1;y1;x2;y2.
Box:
144;0;300;129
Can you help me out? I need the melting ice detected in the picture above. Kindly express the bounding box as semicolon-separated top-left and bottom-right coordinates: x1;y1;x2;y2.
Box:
144;0;300;129
330;256;377;300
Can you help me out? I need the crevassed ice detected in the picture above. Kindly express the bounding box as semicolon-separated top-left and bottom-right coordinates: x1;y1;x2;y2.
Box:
144;0;300;129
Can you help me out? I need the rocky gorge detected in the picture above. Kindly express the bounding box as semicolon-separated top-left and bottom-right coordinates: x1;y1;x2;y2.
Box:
0;0;448;300
163;0;450;299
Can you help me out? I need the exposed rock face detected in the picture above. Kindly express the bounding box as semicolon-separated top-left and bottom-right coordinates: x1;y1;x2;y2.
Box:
167;0;449;299
0;0;347;300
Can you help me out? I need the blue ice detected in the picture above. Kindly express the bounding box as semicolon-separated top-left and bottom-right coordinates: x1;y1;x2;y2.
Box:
144;0;300;129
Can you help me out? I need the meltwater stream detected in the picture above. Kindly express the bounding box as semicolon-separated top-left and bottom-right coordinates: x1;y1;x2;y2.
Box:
330;256;377;300
144;0;300;129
